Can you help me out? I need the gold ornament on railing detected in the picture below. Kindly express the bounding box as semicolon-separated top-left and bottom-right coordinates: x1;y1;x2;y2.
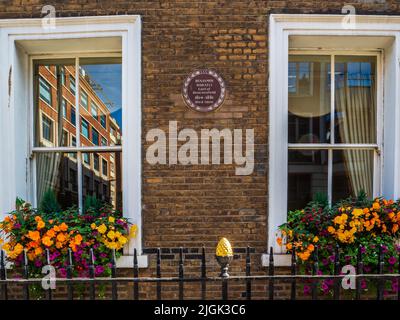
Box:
216;237;233;257
215;237;233;278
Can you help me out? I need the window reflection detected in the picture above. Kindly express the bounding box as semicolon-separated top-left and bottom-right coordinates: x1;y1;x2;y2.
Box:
34;58;122;211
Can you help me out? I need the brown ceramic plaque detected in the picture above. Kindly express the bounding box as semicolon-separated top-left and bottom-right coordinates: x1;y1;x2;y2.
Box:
182;69;226;112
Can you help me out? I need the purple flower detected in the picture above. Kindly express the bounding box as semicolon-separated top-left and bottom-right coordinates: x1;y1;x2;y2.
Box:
59;268;67;278
329;255;335;262
364;266;371;273
34;260;42;268
388;256;397;265
95;265;104;276
382;245;388;254
100;253;107;258
14;223;21;229
321;281;329;293
392;279;398;292
322;258;329;266
360;246;366;254
361;279;367;289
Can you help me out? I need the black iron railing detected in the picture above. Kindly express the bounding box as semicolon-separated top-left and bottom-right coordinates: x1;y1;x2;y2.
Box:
0;245;399;300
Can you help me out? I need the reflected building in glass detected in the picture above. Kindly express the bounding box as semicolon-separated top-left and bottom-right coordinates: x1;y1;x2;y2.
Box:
35;63;122;211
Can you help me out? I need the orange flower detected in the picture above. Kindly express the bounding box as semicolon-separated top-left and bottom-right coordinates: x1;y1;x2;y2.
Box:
392;224;399;233
37;220;45;230
276;237;282;246
327;226;335;234
59;223;68;232
46;229;55;238
57;233;66;242
307;244;315;252
74;234;83;245
286;243;293;250
34;216;42;222
42;236;53;247
373;202;381;210
27;241;39;249
56;241;63;249
34;247;43;256
27;231;40;241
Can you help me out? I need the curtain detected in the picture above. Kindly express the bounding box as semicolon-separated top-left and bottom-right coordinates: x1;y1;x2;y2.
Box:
335;75;375;198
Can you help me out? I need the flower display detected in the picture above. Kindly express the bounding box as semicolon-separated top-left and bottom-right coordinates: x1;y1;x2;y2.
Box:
277;194;400;297
0;199;137;279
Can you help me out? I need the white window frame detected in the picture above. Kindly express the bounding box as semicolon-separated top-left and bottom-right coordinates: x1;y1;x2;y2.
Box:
265;14;400;266
0;15;146;268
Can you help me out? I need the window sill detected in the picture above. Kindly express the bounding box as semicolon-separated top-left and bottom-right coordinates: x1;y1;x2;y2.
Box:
261;253;291;267
116;254;148;269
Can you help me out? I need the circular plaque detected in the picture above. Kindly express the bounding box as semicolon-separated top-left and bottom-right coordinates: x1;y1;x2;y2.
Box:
182;69;226;112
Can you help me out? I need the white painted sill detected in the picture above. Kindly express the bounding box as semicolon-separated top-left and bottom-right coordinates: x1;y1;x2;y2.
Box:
116;254;148;268
261;253;291;267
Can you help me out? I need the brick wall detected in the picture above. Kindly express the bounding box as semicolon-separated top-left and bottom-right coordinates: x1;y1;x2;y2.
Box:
2;0;400;299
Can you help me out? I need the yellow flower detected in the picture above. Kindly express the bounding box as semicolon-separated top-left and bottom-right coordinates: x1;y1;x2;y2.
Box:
106;241;117;250
90;223;96;230
312;236;319;243
118;236;128;245
108;216;115;223
286;243;293;250
97;224;107;234
352;208;363;218
129;225;138;238
107;230;116;240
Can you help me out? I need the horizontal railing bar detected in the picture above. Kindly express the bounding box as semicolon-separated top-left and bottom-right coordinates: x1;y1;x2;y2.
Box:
1;273;398;284
31;146;122;153
288;143;379;150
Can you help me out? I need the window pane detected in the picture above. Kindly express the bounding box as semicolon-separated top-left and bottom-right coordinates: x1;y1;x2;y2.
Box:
288;150;328;210
288;55;331;143
81;90;88;110
81;118;89;140
80;58;122;147
42;115;53;142
36;152;78;210
334;56;376;143
92;128;99;145
81;151;122;212
70;76;76;95
34;61;76;147
332;150;374;203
